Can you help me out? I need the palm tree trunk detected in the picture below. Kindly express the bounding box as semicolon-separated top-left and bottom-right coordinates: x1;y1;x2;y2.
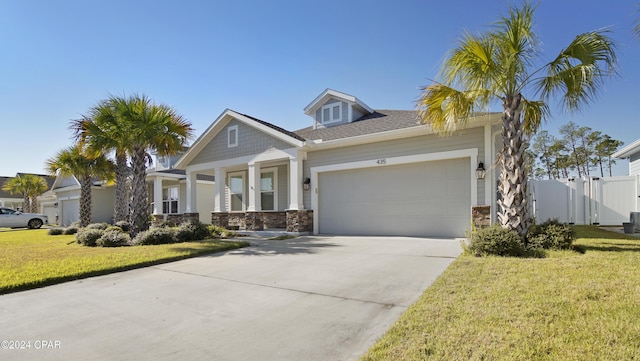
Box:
496;94;531;241
22;193;29;212
130;147;150;237
113;152;129;223
79;176;93;227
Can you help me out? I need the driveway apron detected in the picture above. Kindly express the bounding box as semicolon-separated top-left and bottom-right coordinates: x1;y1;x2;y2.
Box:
0;235;461;361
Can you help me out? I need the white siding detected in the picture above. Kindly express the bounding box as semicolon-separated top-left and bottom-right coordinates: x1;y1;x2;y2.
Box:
630;154;640;176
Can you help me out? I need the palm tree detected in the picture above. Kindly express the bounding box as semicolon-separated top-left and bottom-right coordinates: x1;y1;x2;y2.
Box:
417;1;616;239
71;98;131;224
2;174;48;213
45;146;115;227
107;94;193;236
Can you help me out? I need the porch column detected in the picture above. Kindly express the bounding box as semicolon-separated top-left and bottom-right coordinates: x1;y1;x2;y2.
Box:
247;162;261;212
288;152;305;210
214;168;227;212
185;170;198;213
153;177;163;215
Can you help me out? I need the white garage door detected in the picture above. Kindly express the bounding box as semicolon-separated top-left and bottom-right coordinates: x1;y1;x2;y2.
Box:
61;199;79;226
318;158;471;237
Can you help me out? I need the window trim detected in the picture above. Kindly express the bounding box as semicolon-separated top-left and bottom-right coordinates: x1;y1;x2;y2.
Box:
228;125;238;148
227;171;245;212
320;102;342;124
260;167;278;211
162;186;180;214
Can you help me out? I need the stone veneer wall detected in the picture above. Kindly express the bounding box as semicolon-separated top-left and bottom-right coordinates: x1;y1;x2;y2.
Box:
286;210;313;232
211;210;312;232
472;206;491;229
165;212;200;224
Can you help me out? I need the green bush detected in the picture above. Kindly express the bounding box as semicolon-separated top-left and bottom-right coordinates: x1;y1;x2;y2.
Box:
85;222;109;230
48;228;64;235
155;220;179;228
466;224;526;257
63;226;79;235
96;229;131;247
208;225;238;239
76;228;105;247
131;228;177;246
114;221;131;232
175;220;210;242
527;219;575;250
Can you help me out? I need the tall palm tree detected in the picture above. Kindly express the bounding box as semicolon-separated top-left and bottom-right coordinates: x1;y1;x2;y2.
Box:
417;1;616;239
109;94;193;236
45;146;115;227
2;174;48;213
71;98;131;224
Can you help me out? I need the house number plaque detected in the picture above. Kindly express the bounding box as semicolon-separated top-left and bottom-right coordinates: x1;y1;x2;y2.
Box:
376;159;386;165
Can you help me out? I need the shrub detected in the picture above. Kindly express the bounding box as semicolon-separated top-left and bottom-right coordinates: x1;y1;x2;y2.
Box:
155;220;179;228
63;226;79;235
96;229;131;247
466;224;526;257
48;228;64;235
175;220;210;242
131;227;177;246
210;225;237;239
527;219;575;250
114;221;131;232
85;222;109;230
76;228;105;247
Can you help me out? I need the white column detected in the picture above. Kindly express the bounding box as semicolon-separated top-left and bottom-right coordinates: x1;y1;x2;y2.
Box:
247;162;261;211
214;168;226;212
153;177;163;215
288;152;305;210
185;170;198;213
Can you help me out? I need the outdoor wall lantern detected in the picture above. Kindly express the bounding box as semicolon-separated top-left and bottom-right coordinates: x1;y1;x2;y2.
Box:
476;162;486;180
303;177;311;191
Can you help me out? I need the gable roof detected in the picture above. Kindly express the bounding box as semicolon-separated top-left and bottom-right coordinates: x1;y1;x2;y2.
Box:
175;109;305;169
612;138;640;159
303;88;374;116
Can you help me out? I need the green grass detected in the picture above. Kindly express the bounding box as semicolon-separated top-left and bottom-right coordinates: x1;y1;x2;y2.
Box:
0;229;248;294
362;226;640;360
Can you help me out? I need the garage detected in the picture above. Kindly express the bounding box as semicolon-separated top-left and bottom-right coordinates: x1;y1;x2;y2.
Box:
317;158;471;237
60;199;79;226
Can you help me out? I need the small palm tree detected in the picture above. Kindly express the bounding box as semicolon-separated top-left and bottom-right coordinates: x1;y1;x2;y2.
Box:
2;174;48;213
45;146;115;227
418;1;616;239
71;98;131;224
107;94;193;236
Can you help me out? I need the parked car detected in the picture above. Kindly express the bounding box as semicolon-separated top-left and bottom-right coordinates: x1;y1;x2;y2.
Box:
0;207;48;229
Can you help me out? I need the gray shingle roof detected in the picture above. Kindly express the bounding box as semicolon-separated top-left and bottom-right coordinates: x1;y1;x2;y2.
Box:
293;110;422;141
0;174;56;198
237;112;306;142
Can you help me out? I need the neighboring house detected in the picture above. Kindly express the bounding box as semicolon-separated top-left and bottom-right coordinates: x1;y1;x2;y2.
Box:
174;89;502;237
48;150;215;226
0;173;55;211
612;138;640;176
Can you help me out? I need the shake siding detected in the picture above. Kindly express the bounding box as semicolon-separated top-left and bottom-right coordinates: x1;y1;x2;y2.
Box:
303;127;486;208
352;107;364;122
189;119;295;166
58;176;78;188
630;154;640;176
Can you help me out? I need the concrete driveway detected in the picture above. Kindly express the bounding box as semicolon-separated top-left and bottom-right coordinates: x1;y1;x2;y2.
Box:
1;235;462;361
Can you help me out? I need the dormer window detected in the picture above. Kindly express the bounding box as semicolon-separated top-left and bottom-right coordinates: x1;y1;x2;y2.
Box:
228;125;238;148
320;102;342;124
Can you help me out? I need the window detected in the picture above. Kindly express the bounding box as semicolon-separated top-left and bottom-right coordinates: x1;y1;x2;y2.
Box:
320;102;342;124
162;186;179;214
229;173;244;211
260;171;276;211
228;125;238;148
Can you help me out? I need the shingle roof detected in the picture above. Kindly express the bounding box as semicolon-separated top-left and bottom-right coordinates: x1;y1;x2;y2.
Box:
0;174;56;198
0;177;14;198
293;110;422;141
237;112;306;142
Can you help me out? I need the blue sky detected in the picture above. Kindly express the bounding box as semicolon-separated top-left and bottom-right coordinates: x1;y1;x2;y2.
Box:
1;0;639;176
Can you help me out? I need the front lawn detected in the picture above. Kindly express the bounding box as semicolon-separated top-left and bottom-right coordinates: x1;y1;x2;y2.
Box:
0;229;248;294
362;226;640;360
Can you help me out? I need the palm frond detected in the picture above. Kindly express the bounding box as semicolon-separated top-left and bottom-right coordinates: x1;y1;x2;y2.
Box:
417;83;491;134
537;29;616;110
521;98;549;135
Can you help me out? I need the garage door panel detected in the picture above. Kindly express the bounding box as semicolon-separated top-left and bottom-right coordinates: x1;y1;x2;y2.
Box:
318;158;470;237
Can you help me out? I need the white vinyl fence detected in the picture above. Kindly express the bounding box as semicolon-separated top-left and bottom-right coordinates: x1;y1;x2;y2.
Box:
531;176;640;225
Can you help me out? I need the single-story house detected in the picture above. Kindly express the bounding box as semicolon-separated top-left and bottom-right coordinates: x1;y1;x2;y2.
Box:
612;138;640;176
173;89;502;237
47;151;215;226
